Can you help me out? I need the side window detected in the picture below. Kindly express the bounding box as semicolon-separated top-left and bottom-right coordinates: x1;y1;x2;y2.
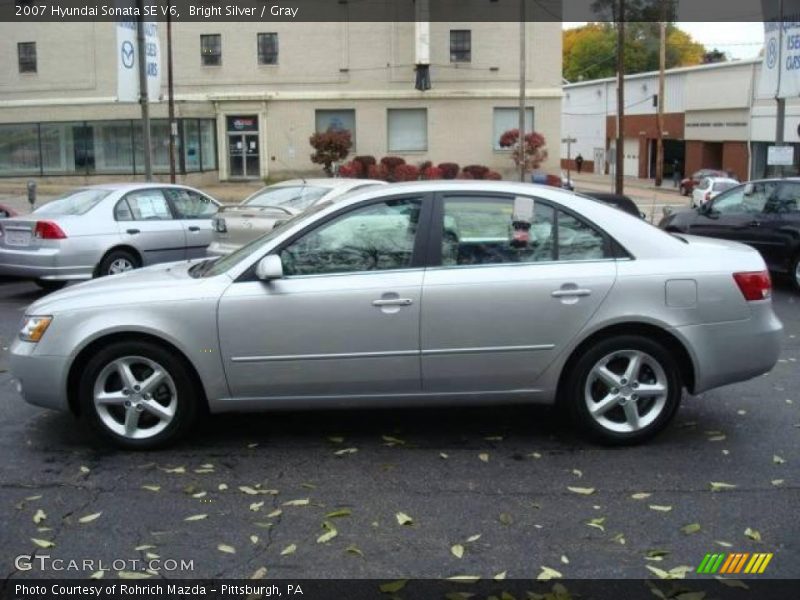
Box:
712;188;746;215
765;182;800;214
441;196;555;266
164;188;217;219
114;198;133;221
280;198;422;276
123;190;172;220
557;210;607;261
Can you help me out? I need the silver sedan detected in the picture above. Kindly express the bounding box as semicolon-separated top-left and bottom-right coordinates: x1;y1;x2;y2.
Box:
9;181;783;449
0;184;220;290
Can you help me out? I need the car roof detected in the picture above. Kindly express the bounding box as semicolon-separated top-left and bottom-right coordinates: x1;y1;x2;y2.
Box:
271;178;385;188
75;183;202;191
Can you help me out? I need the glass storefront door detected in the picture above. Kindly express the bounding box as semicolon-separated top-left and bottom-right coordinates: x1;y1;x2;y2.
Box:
227;116;259;179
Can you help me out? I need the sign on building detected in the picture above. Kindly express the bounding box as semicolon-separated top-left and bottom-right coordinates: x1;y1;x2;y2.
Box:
758;2;800;99
767;145;794;166
116;18;161;103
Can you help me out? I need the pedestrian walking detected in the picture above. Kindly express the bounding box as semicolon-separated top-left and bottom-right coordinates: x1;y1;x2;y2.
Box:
672;159;681;188
575;154;584;174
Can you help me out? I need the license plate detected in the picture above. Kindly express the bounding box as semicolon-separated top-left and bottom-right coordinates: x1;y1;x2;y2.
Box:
5;230;32;247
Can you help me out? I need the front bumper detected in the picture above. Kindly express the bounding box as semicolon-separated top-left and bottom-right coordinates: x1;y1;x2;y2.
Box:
9;338;71;411
677;302;783;394
0;246;94;280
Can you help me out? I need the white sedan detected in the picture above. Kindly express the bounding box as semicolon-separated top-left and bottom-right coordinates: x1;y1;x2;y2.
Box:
691;177;738;208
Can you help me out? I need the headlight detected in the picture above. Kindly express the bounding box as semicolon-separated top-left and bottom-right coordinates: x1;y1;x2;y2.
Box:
19;316;53;342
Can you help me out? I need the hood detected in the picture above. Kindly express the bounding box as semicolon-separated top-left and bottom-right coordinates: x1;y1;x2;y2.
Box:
28;260;227;315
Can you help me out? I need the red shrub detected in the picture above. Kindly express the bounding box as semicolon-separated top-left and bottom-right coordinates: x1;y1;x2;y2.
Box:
456;171;474;179
353;155;376;178
418;160;433;172
437;162;460;179
394;164;420;182
498;129;548;172
380;156;407;172
367;163;390;181
485;170;502;180
421;166;443;180
337;161;362;178
463;165;490;180
309;128;353;176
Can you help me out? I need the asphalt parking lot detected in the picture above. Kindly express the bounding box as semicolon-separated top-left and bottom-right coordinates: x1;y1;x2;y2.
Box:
0;276;797;586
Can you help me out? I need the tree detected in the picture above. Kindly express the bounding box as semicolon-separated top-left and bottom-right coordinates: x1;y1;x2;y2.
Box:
703;48;728;64
309;128;353;176
563;22;707;81
498;130;548;172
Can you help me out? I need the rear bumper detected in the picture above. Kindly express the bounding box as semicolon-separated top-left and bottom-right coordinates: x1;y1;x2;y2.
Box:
9;338;70;412
677;302;783;394
0;247;94;280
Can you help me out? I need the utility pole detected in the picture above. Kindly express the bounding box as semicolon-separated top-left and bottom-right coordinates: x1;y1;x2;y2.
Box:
136;0;152;181
615;0;625;194
167;0;177;183
776;0;786;178
655;20;666;187
518;0;527;182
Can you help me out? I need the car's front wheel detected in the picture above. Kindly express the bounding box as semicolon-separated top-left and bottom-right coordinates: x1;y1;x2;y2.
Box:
564;335;682;445
79;340;200;449
34;279;67;292
791;254;800;292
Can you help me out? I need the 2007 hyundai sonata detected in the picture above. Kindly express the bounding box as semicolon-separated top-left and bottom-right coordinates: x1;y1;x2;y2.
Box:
10;181;783;449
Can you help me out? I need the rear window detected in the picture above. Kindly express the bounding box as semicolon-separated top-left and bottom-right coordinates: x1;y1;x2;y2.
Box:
245;185;330;211
34;189;111;216
713;181;736;192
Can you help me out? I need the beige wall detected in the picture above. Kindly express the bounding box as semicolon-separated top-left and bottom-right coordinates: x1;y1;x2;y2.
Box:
0;21;562;180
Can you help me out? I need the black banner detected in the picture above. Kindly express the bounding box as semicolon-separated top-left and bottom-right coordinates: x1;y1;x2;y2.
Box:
1;579;799;600
1;0;790;23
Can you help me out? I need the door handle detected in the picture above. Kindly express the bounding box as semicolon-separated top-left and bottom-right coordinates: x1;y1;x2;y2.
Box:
372;298;413;307
188;226;201;232
551;289;592;298
126;228;140;235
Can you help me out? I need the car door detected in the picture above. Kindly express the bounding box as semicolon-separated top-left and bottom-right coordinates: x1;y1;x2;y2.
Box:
420;193;617;393
163;187;219;258
115;189;187;265
217;194;429;399
758;181;800;271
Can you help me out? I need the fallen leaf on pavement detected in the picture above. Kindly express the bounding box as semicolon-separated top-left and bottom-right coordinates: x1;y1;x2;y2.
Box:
396;512;414;526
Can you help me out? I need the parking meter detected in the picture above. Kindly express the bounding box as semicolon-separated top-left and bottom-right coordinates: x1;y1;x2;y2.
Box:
27;180;36;208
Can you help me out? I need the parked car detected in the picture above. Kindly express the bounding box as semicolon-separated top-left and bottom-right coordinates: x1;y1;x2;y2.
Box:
207;178;386;255
10;181;782;449
679;169;732;196
0;203;19;218
0;184;220;290
660;178;800;290
691;176;738;208
579;192;645;219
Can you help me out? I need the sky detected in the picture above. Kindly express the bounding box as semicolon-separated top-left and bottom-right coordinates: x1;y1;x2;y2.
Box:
563;22;765;60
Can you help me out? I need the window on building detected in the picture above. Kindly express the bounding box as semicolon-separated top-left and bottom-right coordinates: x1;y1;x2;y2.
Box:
493;107;534;150
257;33;279;65
18;42;37;73
201;34;221;66
200;120;217;171
315;109;356;148
387;109;427;152
450;30;471;63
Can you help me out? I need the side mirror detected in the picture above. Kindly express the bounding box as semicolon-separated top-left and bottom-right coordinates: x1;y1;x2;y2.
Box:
744;183;754;196
255;255;284;281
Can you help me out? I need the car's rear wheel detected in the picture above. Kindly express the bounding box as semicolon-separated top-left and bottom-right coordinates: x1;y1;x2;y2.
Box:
791;254;800;291
97;249;139;277
34;279;67;292
564;335;682;445
78;341;200;449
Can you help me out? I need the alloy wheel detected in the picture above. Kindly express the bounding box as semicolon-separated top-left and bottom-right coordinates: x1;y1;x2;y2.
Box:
108;257;134;275
584;350;669;434
92;356;177;440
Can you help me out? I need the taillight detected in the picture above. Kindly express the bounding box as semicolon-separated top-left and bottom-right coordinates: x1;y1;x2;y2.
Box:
733;271;772;301
34;221;67;239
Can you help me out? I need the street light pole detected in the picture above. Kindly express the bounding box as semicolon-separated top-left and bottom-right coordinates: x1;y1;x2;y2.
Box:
615;0;625;195
655;20;666;187
518;0;527;182
135;0;152;181
167;0;177;183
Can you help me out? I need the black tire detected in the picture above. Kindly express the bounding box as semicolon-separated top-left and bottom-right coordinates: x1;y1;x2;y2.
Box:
34;279;67;292
790;254;800;292
97;249;139;278
78;340;201;450
563;335;682;446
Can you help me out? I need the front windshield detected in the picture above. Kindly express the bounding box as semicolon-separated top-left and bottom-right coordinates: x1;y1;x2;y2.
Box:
245;185;330;211
199;201;333;278
34;188;111;216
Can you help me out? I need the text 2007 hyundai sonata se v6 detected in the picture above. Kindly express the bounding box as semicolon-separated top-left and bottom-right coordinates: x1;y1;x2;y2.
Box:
10;182;783;449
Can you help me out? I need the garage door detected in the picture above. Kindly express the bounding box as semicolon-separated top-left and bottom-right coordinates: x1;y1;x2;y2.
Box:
623;138;639;178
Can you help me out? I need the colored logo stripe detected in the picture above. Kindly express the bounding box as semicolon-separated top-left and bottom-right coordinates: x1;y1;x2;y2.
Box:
697;552;773;574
